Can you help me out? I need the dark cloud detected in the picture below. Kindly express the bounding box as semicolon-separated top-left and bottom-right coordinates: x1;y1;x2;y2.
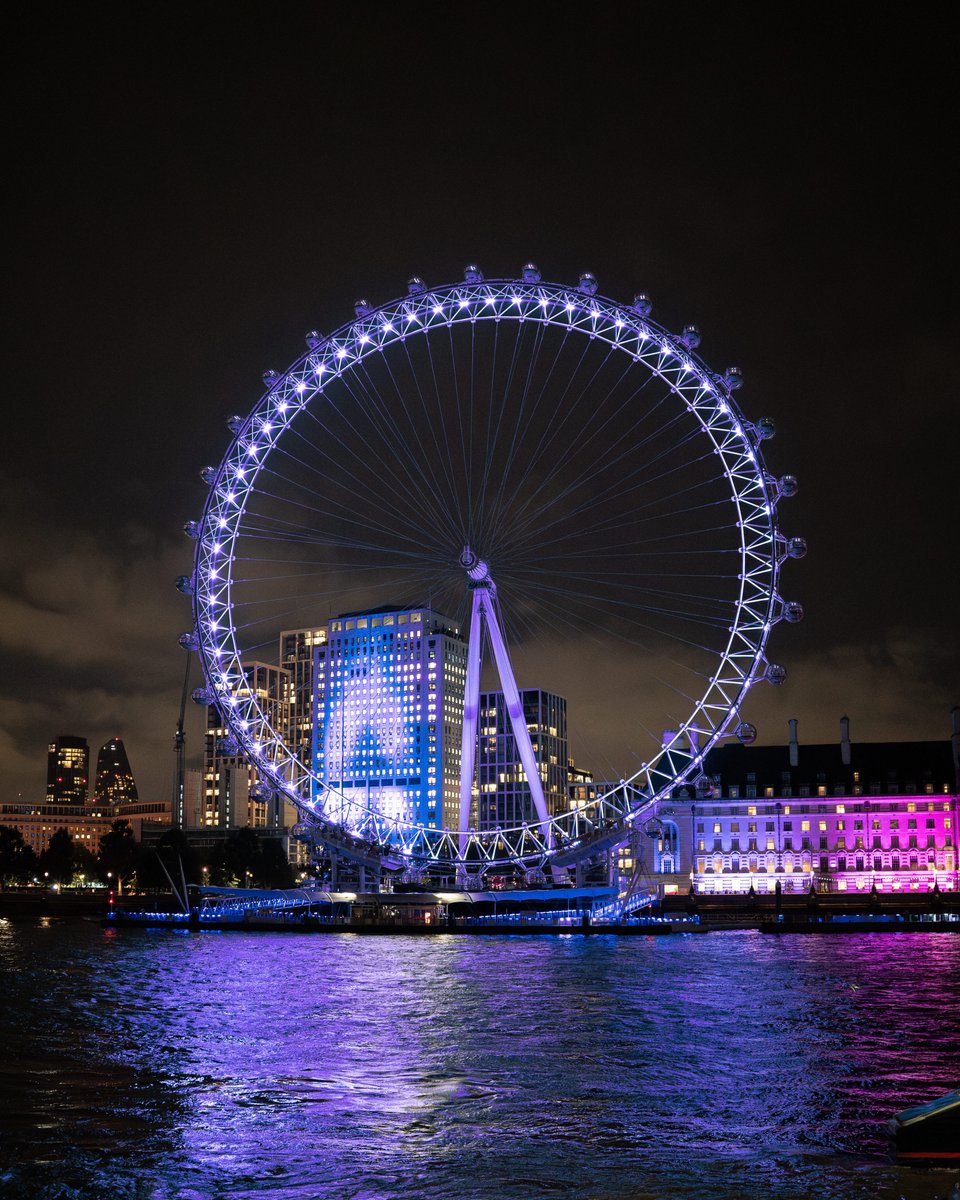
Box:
0;509;203;801
3;7;957;804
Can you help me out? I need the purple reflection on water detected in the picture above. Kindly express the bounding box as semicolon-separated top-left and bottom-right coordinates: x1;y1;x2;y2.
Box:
0;923;958;1200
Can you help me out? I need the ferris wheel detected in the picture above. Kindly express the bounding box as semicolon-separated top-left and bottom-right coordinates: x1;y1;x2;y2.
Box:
179;265;804;874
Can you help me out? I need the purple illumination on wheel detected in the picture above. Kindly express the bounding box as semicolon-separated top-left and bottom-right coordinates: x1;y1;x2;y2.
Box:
186;269;802;872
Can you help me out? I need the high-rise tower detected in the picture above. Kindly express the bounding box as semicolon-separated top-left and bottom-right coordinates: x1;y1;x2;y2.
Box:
204;662;292;828
280;626;328;775
313;606;467;831
93;737;139;804
46;736;90;805
476;689;568;830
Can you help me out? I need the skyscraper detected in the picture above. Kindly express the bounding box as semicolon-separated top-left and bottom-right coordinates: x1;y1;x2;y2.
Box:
93;736;139;804
280;626;328;774
313;606;467;831
204;662;292;828
477;689;568;830
46;736;90;805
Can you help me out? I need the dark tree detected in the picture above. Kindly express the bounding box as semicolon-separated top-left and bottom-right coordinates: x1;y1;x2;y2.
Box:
0;825;39;887
218;827;261;887
98;819;139;894
211;829;294;888
257;838;295;889
134;828;200;893
39;828;78;885
73;841;98;884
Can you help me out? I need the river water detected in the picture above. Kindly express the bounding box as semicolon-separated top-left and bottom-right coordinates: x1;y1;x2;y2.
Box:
1;921;958;1200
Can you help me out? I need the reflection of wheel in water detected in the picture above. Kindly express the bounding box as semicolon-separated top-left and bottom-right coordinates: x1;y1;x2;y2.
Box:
182;265;804;871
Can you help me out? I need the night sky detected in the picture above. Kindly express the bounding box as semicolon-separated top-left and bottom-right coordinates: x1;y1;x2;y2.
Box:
5;5;957;804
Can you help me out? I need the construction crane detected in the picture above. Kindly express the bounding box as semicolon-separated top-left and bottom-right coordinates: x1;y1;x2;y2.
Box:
173;651;193;827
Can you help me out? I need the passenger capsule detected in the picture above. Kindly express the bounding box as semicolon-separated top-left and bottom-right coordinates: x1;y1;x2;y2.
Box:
786;536;808;559
249;783;273;801
464;264;484;283
178;631;200;651
354;299;372;317
680;324;701;349
183;520;201;540
191;686;215;705
262;369;280;387
736;722;758;745
633;293;653;316
521;262;541;283
756;417;776;440
578;272;598;296
305;330;322;349
779;474;799;498
227;414;244;435
175;574;195;596
407;276;426;295
723;367;744;390
783;601;804;623
766;663;788;685
200;466;217;485
217;736;239;757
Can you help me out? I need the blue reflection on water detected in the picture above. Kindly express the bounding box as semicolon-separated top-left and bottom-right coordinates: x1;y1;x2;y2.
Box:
1;921;958;1199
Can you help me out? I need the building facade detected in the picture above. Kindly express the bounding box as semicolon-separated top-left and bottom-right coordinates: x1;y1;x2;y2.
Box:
203;662;293;830
46;736;89;805
683;717;959;895
476;688;568;830
556;717;960;899
280;626;328;774
0;799;172;858
313;606;467;831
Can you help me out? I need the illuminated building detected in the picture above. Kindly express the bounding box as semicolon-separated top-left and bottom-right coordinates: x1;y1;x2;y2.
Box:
313;606;467;831
93;737;139;804
204;662;292;829
0;799;172;857
280;626;328;773
682;714;960;895
568;762;597;810
476;689;567;830
45;736;89;805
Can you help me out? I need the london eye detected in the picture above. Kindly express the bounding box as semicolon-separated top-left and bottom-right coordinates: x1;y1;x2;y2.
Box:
180;265;804;875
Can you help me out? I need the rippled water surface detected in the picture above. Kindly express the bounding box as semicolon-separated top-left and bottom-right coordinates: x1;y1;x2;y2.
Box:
1;922;958;1200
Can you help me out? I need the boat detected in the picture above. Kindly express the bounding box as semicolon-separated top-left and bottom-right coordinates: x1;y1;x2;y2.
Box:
889;1089;960;1163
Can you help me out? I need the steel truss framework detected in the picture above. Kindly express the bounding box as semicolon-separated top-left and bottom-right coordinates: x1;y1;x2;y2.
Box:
186;274;800;871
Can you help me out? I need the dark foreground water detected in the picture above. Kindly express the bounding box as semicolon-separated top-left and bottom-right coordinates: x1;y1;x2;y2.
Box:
1;922;958;1200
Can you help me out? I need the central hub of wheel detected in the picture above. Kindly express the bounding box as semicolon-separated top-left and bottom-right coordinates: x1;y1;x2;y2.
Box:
460;544;492;585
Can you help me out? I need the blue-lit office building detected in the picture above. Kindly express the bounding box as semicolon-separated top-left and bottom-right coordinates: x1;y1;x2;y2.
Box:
312;606;467;831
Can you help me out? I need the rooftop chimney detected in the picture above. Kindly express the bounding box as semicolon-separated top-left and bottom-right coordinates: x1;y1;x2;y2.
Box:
840;715;851;767
788;718;799;768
